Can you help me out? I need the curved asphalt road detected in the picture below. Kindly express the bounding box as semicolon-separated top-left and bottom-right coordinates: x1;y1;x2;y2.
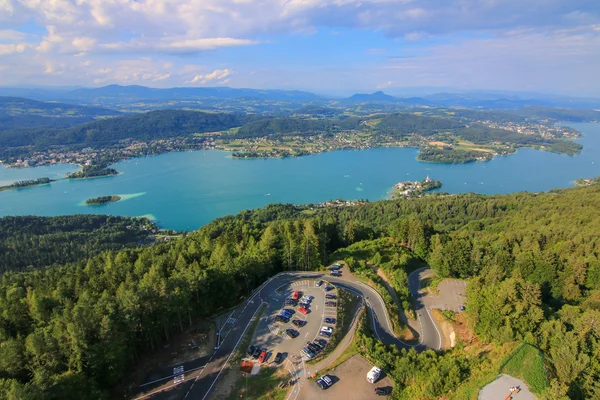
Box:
140;267;440;400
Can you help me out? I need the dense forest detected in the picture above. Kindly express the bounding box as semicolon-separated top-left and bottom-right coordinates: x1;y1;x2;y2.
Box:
230;116;362;139
0;215;156;273
0;110;255;149
417;147;492;163
1;185;600;398
373;113;464;137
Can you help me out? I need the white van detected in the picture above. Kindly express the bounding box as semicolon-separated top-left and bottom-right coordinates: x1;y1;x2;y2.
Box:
367;366;381;384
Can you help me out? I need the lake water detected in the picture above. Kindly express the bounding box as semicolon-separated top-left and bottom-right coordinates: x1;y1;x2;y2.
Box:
1;122;599;231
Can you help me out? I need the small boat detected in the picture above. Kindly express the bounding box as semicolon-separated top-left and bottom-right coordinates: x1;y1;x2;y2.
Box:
265;193;271;196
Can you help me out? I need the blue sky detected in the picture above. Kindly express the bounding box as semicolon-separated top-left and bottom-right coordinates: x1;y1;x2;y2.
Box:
0;0;599;96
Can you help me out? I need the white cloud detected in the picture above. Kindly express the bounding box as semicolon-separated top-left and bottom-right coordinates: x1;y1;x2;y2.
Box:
0;29;28;41
101;37;256;53
0;43;27;55
72;36;96;52
189;68;232;84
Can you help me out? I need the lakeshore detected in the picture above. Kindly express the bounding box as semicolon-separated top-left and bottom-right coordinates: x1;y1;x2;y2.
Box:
0;123;599;230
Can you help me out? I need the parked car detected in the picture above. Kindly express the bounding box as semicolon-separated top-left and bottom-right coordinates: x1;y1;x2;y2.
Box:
325;301;337;307
285;298;297;305
298;307;309;315
247;345;256;356
302;348;315;358
319;331;331;337
331;271;342;277
316;379;327;390
460;305;466;311
282;308;295;315
307;342;320;353
324;317;336;324
316;338;328;347
325;285;335;291
274;352;283;364
320;326;333;334
316;280;323;287
292;319;306;327
325;294;337;299
330;264;341;270
286;328;299;338
258;350;267;363
321;375;333;387
299;300;310;306
252;347;262;359
276;315;289;323
375;387;392;396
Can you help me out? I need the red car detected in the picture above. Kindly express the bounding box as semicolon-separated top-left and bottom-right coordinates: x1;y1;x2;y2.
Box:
298;307;309;315
258;350;267;363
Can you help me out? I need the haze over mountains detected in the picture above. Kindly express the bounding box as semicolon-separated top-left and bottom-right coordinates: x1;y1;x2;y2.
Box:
1;85;600;110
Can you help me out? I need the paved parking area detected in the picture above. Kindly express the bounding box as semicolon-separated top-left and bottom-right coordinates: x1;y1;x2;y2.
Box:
297;355;393;400
425;279;468;313
479;374;537;400
249;279;338;369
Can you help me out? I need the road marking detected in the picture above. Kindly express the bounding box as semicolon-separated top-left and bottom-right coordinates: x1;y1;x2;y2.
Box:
139;363;207;387
200;301;267;400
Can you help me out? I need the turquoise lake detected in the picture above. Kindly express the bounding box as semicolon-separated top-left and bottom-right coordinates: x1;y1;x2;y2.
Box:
1;122;599;231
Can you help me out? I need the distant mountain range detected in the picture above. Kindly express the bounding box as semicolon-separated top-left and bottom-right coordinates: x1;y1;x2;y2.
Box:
0;85;599;109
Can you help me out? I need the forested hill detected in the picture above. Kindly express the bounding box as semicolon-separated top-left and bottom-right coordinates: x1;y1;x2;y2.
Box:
0;96;122;134
0;109;256;148
1;185;600;398
0;215;156;273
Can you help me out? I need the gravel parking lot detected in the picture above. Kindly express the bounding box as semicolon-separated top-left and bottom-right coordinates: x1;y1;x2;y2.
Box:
298;355;393;400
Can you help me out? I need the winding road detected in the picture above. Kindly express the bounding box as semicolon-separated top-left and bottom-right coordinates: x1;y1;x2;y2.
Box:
136;267;442;400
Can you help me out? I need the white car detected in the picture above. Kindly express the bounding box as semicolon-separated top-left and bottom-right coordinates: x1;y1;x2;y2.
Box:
321;375;333;387
320;326;333;334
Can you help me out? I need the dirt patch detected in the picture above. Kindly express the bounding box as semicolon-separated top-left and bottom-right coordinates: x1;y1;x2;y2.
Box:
428;141;450;147
431;309;455;349
454;312;476;346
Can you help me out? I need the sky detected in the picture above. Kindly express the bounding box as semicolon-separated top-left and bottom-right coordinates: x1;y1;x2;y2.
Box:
0;0;599;96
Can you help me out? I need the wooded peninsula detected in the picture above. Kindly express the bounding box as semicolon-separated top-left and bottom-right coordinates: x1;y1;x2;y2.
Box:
0;177;53;192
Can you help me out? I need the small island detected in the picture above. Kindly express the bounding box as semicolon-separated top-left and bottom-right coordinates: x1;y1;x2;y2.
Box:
390;176;442;199
85;195;121;205
0;177;54;192
67;164;119;179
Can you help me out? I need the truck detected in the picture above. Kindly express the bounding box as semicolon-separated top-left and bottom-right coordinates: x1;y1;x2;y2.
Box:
367;366;381;384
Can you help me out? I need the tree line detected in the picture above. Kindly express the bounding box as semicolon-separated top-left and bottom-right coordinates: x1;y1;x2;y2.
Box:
1;184;600;398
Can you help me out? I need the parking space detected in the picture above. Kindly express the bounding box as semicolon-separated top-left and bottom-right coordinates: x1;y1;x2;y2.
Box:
298;355;393;400
426;279;468;313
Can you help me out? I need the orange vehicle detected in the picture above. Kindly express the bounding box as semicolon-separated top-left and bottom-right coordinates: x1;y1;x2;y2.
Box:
258;350;267;363
298;307;309;315
291;290;301;300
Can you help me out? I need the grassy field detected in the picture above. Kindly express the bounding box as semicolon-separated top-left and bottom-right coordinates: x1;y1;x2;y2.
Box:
449;342;548;399
500;343;548;393
224;367;287;400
